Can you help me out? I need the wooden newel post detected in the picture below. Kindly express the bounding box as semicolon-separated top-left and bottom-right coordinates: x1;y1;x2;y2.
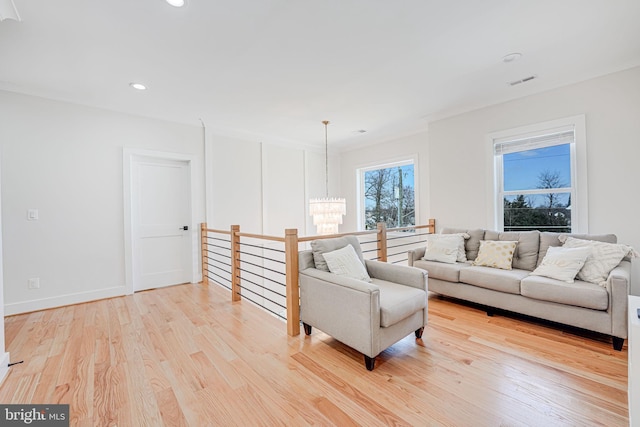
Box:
428;218;436;234
201;223;208;285
230;224;241;302
377;222;388;262
284;228;300;336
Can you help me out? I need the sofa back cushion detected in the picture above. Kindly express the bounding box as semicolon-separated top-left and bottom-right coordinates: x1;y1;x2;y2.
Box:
442;227;485;261
537;232;617;267
484;230;540;271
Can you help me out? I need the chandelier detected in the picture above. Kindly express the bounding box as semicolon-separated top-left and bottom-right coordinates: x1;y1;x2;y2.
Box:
309;121;346;235
0;0;20;21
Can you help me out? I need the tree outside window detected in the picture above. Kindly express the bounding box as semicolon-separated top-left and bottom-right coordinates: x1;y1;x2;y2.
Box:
363;163;415;230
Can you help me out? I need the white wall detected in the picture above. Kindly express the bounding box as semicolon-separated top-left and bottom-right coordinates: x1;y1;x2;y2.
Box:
207;136;339;238
428;66;640;253
0;91;205;315
339;132;430;232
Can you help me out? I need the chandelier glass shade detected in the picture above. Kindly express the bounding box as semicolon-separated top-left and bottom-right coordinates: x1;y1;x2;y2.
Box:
309;121;346;235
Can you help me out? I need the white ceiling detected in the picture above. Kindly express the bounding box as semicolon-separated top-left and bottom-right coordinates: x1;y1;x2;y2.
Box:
1;0;639;150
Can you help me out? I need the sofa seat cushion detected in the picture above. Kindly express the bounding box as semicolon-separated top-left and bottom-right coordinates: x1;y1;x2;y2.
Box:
459;266;529;294
412;259;467;282
520;276;608;310
373;279;427;328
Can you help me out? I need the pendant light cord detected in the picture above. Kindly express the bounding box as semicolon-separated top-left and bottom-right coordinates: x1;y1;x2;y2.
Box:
323;120;329;198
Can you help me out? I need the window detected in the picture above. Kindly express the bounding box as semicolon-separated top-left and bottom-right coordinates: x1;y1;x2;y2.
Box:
491;116;587;233
359;161;415;230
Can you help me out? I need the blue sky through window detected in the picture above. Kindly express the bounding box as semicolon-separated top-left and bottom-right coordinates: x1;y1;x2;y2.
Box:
503;144;571;191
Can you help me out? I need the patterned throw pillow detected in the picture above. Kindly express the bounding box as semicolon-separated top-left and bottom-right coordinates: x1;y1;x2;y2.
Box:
472;240;518;270
530;246;591;283
424;233;469;262
559;236;638;286
322;244;372;282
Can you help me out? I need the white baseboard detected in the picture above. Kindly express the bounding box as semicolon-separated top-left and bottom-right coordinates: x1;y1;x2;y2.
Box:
4;286;126;316
0;352;10;385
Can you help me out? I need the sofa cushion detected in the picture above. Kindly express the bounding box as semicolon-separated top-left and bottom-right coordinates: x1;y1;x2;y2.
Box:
373;279;427;328
310;235;364;272
442;227;485;261
459;266;529;294
412;259;467;282
472;240;518;270
521;275;608;310
484;230;540;271
537;232;616;267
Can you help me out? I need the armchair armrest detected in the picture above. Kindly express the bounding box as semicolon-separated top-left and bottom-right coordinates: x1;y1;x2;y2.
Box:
299;268;380;357
365;260;428;291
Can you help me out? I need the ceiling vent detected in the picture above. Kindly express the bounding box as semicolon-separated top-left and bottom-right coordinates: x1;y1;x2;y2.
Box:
508;75;537;86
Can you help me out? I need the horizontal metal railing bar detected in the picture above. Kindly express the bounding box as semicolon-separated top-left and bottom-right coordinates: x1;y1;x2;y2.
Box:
361;248;378;254
387;250;412;258
237;232;285;242
206;236;231;244
205;256;231;267
239;259;286;277
207;262;231;276
238;281;286;308
206;251;231;261
208;276;232;290
391;258;408;264
237;249;286;264
238;267;286;288
237;292;286;320
205;242;231;251
358;239;381;245
387;241;427;250
238;242;285;254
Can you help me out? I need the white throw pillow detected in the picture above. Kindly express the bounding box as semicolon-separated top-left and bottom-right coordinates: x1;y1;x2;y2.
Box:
322;244;371;282
559;236;638;286
472;240;518;270
423;235;460;264
424;233;469;262
530;246;591;283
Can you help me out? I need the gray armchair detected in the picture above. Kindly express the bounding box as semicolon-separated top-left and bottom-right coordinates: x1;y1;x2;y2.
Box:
299;236;428;370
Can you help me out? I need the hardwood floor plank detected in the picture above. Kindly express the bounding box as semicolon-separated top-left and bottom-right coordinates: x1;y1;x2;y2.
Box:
0;283;629;426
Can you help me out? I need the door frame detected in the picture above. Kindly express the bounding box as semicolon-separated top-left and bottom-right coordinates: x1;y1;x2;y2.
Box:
123;148;198;294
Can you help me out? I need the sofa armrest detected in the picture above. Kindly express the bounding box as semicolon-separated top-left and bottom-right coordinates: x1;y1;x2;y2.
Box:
365;259;428;291
607;260;631;339
299;268;380;356
407;247;426;267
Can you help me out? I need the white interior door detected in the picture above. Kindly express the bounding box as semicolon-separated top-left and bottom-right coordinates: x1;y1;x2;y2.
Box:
132;156;192;291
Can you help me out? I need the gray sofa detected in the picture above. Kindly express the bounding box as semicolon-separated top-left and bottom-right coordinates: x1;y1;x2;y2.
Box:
408;228;631;350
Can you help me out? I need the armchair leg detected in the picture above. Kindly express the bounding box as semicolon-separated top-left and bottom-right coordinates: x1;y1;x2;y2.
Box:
303;323;312;336
364;355;376;371
612;337;624;351
415;327;424;339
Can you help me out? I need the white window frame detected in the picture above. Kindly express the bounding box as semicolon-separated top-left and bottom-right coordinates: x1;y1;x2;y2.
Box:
486;115;588;233
357;158;418;231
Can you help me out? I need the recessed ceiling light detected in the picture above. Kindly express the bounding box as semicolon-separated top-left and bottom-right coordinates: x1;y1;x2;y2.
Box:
502;52;522;63
166;0;185;7
129;82;147;91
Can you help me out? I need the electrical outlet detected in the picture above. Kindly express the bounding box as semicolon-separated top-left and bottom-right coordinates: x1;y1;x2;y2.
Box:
28;278;40;289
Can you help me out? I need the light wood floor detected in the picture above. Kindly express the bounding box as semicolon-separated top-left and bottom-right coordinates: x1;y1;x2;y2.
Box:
0;282;628;426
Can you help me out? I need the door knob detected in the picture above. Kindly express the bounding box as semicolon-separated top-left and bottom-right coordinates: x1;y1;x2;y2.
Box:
180;226;189;231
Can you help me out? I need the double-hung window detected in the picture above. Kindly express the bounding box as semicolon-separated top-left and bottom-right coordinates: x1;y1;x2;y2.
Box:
491;116;587;233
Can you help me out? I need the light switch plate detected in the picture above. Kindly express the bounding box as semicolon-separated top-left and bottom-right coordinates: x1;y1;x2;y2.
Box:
27;209;39;220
